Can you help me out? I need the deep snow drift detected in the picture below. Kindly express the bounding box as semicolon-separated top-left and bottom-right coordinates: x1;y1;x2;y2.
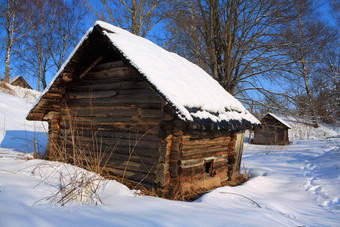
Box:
0;88;339;226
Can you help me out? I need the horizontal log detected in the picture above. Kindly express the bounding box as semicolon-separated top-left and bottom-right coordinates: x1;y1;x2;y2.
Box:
141;109;163;118
66;95;162;107
112;152;159;163
213;160;229;168
86;67;139;79
182;136;231;146
44;92;63;99
66;90;118;99
62;142;161;159
103;167;156;185
91;60;126;72
49;87;66;93
181;159;203;168
61;107;139;117
66;101;163;110
27;113;44;120
73;81;148;92
77;75;142;88
59;116;160;127
61;129;159;141
58;148;158;173
181;142;232;152
182;149;231;160
105;160;156;175
59;122;160;134
180;165;204;177
62;135;161;149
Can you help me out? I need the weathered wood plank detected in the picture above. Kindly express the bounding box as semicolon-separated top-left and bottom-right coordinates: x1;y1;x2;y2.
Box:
86;67;139;79
91;60;126;72
79;56;103;79
72;81;148;92
63;136;160;149
60;129;159;142
66;90;118;99
103;167;156;185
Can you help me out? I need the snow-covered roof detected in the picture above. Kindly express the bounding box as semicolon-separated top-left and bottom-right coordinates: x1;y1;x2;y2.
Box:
9;76;21;84
264;113;291;129
28;21;260;130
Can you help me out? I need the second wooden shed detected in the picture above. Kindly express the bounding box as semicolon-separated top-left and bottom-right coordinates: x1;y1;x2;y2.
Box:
253;113;290;145
10;76;32;89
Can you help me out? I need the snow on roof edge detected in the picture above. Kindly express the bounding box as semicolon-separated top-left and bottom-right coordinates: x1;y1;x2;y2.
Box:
9;76;21;83
266;112;291;129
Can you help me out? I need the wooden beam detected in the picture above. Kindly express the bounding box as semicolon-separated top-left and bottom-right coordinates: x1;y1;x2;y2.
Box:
79;56;103;79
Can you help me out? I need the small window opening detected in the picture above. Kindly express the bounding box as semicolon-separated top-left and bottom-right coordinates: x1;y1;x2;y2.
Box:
204;160;216;177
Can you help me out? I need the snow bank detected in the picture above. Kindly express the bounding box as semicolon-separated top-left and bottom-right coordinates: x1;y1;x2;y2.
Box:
0;81;40;101
275;115;340;140
0;91;47;154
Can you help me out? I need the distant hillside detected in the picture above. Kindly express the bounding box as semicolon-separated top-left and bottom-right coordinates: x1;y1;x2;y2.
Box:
273;114;339;140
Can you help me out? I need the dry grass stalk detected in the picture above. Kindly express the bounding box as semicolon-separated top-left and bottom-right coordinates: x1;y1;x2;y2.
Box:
32;161;105;206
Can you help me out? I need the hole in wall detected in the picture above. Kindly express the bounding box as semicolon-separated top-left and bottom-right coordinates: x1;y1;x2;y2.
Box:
204;160;216;176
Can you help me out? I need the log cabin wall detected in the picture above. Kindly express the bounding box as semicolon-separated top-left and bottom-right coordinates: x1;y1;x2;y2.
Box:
27;23;259;199
159;119;241;196
253;116;290;145
11;77;32;89
54;60;168;186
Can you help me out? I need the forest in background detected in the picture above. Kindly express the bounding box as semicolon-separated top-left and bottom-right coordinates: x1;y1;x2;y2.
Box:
0;0;339;127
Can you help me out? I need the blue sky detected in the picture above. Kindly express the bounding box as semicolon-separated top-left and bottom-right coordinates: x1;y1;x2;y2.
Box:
0;0;337;95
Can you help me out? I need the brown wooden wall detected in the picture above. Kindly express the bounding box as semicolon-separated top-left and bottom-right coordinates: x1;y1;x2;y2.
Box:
47;60;169;186
11;78;32;89
44;59;246;196
253;115;290;145
253;126;289;145
160;118;243;196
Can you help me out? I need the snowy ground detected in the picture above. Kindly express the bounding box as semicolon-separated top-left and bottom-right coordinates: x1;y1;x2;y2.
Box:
0;88;339;226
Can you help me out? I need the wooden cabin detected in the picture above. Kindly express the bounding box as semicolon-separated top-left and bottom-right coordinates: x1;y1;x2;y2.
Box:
253;113;290;145
10;76;32;89
27;21;260;198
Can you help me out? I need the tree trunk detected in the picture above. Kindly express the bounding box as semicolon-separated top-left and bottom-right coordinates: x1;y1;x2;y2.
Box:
5;28;11;83
303;71;319;128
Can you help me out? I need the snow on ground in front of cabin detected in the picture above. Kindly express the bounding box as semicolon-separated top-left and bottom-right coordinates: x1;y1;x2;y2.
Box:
0;88;339;226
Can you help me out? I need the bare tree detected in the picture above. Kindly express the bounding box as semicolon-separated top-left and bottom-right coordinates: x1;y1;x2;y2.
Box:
17;0;86;90
0;0;38;82
167;0;294;104
49;0;87;70
277;0;337;127
331;0;340;25
82;0;173;39
314;41;340;122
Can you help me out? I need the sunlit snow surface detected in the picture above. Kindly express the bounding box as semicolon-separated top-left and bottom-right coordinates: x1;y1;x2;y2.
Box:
1;90;340;226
